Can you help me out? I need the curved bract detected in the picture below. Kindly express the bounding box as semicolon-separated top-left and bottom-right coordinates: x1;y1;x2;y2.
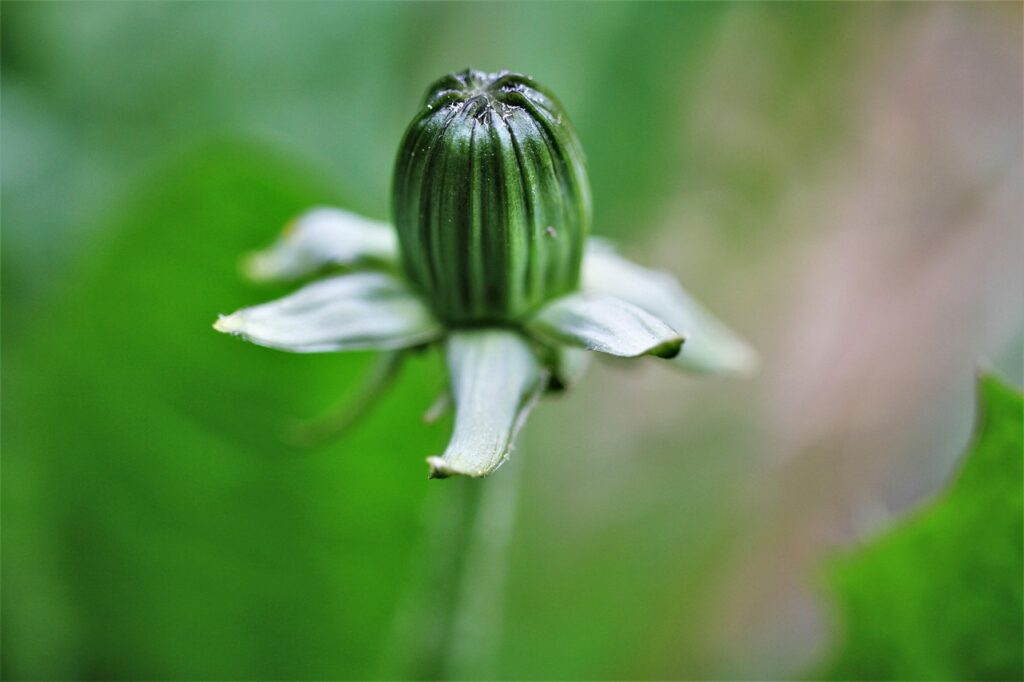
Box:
393;69;591;325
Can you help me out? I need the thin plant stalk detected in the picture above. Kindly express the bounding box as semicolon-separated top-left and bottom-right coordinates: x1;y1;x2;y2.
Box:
284;351;404;446
384;457;523;680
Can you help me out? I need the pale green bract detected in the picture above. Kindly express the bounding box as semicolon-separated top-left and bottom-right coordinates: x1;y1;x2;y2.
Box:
243;207;397;282
215;207;757;478
214;271;441;353
426;331;547;479
583;239;758;375
527;292;685;359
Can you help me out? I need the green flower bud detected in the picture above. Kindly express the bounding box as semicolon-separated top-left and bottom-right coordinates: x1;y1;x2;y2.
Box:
393;69;592;325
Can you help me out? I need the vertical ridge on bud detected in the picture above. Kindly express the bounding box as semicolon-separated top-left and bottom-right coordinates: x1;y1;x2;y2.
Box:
393;69;591;325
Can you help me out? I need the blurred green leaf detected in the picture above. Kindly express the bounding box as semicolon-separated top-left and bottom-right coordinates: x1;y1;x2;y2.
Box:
1;142;448;680
817;374;1024;681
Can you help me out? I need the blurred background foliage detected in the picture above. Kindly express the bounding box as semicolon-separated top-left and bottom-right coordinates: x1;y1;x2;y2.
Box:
2;2;1021;680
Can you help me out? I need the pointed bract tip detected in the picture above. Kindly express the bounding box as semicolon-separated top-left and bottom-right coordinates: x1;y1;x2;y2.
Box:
651;333;686;359
426;456;453;479
426;455;492;479
213;313;242;334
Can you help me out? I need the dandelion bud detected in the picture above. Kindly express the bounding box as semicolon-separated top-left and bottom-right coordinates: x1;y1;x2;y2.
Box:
393;69;591;324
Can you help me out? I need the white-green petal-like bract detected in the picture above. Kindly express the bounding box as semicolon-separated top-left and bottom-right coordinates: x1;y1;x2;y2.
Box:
244;207;398;282
582;240;758;375
528;292;685;359
426;331;548;479
214;271;441;352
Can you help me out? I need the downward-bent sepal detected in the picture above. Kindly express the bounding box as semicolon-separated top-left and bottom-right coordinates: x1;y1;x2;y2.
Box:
244;207;397;282
527;292;685;359
427;331;547;479
214;272;441;352
583;240;758;375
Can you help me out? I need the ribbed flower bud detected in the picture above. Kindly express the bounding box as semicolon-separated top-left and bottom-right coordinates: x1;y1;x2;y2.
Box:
393;69;591;325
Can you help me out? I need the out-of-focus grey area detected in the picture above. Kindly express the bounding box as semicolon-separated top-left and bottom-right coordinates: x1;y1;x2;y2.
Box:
3;2;1021;679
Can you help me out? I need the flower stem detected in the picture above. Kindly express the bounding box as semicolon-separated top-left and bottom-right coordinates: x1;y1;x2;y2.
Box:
385;458;523;680
445;458;522;679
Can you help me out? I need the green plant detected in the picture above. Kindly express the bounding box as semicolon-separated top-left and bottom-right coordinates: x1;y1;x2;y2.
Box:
817;374;1024;680
214;69;756;479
